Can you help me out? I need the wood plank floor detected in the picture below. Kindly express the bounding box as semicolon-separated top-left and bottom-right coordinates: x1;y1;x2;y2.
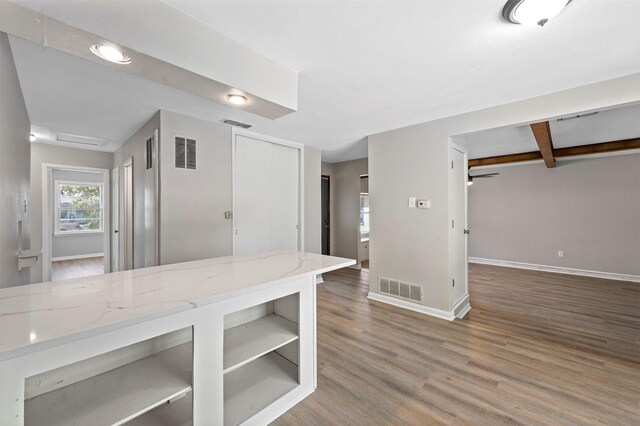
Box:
51;256;104;281
273;264;639;425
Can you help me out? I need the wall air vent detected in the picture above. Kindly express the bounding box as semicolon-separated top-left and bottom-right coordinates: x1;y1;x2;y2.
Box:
56;132;108;147
175;137;196;170
379;277;423;303
220;118;252;129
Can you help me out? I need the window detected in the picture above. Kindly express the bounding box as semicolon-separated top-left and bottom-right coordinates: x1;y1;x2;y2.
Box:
55;181;104;234
360;194;370;235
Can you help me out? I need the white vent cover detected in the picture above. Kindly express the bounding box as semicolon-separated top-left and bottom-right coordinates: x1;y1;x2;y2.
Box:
175;137;196;170
220;118;252;129
379;277;423;303
56;132;108;147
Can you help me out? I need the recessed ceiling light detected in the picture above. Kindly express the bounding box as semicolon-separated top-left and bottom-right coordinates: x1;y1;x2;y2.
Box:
29;133;36;142
502;0;572;27
90;44;132;64
225;94;248;106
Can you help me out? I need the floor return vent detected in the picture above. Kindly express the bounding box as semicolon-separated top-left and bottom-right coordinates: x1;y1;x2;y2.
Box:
379;277;423;303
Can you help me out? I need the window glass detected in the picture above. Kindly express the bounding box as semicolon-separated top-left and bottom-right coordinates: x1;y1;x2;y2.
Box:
57;183;103;233
360;194;370;234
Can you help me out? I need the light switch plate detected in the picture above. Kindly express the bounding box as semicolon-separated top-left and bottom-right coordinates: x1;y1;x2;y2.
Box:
408;197;416;208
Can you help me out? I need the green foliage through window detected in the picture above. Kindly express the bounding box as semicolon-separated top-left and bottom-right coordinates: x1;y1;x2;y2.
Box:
57;183;103;233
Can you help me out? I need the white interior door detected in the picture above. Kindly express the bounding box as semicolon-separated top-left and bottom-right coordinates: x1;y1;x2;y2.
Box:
449;146;468;305
234;135;299;254
111;167;120;272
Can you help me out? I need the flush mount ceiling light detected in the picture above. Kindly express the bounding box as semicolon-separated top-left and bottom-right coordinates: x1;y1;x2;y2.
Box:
225;93;248;106
90;44;132;64
502;0;572;26
29;133;36;142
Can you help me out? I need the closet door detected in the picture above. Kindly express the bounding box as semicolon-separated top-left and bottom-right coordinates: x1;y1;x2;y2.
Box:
234;135;299;254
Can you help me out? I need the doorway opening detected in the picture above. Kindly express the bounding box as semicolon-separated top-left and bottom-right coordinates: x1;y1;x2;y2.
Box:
359;175;369;270
43;164;110;282
321;175;330;255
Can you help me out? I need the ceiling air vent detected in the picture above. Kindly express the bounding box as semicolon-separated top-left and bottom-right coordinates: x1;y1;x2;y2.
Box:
56;132;108;147
220;118;252;129
379;277;423;303
175;137;196;170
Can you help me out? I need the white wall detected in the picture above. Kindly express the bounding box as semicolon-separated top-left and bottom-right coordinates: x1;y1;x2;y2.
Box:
331;158;368;264
30;144;113;283
0;32;30;288
304;146;321;254
369;73;640;313
159;111;232;264
51;169;105;259
113;112;160;269
468;154;640;276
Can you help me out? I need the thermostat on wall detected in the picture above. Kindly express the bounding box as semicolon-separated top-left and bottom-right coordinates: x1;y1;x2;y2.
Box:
417;199;430;209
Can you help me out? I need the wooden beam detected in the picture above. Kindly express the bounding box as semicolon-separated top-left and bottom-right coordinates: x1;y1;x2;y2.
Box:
553;137;640;157
530;121;556;168
468;137;640;168
468;151;542;168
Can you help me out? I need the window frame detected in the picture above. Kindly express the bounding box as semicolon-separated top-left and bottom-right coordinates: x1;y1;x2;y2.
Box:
54;180;105;236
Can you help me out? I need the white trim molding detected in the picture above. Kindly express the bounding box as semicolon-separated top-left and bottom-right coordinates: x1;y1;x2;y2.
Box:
469;257;640;283
315;274;324;285
367;292;455;321
52;253;105;262
453;294;471;318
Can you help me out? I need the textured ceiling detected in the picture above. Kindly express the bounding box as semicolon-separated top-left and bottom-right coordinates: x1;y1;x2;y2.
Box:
11;0;640;162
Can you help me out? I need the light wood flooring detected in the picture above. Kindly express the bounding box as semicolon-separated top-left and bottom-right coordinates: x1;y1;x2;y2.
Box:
52;256;104;281
273;264;639;425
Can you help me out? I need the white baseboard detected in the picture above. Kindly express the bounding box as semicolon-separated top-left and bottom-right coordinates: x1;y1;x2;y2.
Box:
367;292;455;321
453;294;471;318
469;257;640;283
52;253;104;262
348;265;362;270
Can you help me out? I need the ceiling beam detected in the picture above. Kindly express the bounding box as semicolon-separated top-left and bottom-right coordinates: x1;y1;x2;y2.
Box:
530;121;556;168
468;151;543;168
553;137;640;157
468;137;640;168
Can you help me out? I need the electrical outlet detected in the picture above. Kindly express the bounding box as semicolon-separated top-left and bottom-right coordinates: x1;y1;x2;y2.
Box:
558;251;564;258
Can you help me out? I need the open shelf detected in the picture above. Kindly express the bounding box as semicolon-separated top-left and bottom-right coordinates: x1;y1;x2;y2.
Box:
224;352;298;426
224;314;298;374
127;393;192;426
25;342;192;426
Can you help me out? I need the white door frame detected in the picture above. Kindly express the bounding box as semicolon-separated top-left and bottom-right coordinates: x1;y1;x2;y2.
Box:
231;128;305;254
121;157;134;270
42;163;111;282
448;141;469;311
111;166;120;272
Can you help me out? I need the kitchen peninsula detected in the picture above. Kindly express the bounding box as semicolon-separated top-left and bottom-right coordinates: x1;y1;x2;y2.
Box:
0;251;354;426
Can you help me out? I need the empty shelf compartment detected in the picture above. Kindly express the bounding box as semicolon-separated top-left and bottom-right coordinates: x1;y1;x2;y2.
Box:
224;352;298;426
25;342;192;426
224;314;298;374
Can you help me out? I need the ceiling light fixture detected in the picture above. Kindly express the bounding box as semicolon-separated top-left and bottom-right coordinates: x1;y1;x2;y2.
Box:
502;0;572;27
225;93;248;106
90;44;132;64
29;133;36;142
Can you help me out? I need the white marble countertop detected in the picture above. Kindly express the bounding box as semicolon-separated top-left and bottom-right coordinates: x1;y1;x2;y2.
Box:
0;251;354;361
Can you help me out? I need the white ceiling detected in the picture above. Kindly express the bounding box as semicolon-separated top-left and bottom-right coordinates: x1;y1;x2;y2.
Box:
455;103;640;159
11;0;640;162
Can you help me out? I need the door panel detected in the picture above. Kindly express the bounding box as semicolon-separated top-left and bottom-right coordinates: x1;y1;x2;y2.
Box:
234;135;299;254
111;167;120;272
450;147;468;305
